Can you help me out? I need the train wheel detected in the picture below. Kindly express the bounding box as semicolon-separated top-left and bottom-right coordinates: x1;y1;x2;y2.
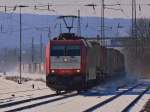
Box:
83;87;88;92
77;90;81;94
56;90;61;95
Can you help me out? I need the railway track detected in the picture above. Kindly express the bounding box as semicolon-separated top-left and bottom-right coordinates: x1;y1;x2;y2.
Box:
0;87;50;104
83;83;143;112
1;92;78;112
122;86;150;112
1;83;149;112
0;92;60;108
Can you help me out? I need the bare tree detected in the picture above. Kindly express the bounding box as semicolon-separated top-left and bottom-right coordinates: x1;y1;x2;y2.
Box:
124;18;150;78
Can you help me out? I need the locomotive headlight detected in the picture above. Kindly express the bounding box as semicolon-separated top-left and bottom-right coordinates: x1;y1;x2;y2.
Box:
64;58;68;62
77;69;80;73
51;70;55;73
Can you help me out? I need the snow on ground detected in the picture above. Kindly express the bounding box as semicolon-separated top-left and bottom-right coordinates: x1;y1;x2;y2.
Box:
25;95;112;112
0;72;149;112
0;73;55;106
0;72;47;93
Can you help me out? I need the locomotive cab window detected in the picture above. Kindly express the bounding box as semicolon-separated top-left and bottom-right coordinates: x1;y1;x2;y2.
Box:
51;45;65;56
51;45;80;56
66;45;80;56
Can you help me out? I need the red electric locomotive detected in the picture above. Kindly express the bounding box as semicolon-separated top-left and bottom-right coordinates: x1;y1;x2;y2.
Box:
45;33;125;93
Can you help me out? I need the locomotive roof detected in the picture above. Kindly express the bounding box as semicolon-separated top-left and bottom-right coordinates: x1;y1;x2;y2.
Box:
53;33;84;40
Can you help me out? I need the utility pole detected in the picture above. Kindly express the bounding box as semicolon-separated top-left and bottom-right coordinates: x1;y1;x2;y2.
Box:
132;0;137;38
59;23;62;34
101;0;105;45
4;48;7;75
31;37;34;73
19;6;22;84
40;33;43;73
116;23;123;37
48;26;51;40
18;5;28;84
132;0;138;57
77;10;81;36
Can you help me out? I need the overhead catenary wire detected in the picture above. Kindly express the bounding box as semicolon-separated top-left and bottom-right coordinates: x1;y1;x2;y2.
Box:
0;2;150;8
0;1;148;37
0;2;148;18
0;2;150;14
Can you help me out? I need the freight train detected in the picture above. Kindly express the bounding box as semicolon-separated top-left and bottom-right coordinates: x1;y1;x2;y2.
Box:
45;33;125;93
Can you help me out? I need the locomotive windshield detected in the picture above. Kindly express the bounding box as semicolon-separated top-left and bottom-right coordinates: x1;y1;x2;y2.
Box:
51;45;65;56
51;45;80;56
66;46;80;56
